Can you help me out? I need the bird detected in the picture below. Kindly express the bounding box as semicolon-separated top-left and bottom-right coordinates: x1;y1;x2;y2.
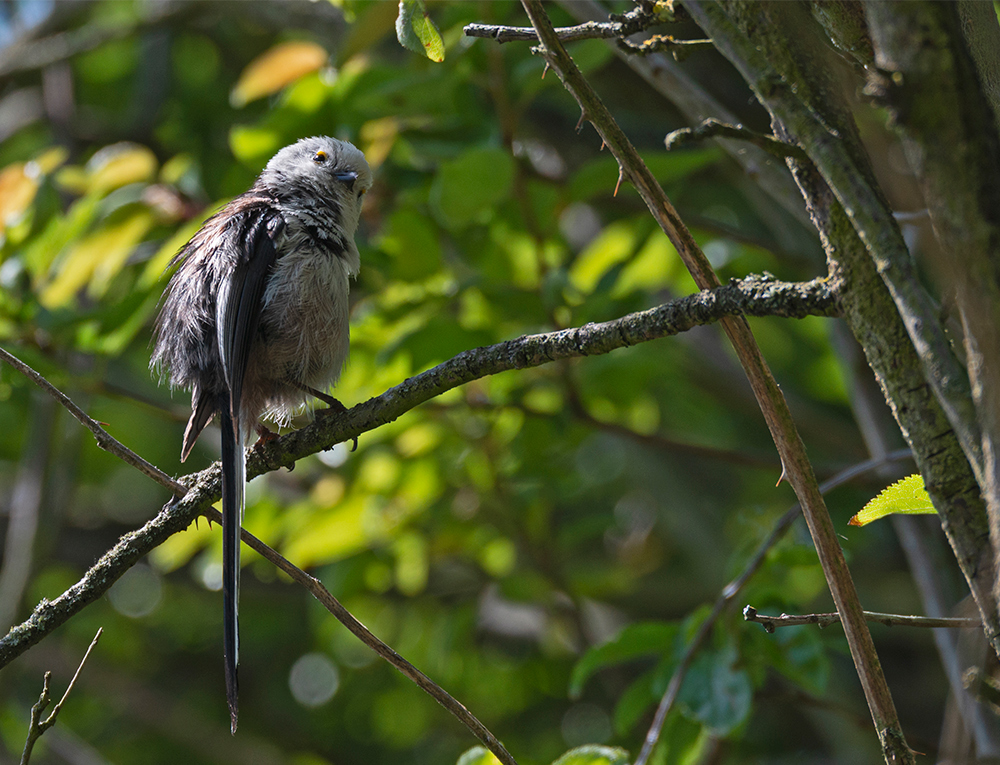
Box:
151;136;372;733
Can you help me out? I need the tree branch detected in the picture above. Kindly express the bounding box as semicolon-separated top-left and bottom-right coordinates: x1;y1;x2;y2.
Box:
679;1;1000;665
201;508;518;765
464;3;664;45
20;628;102;765
665;118;809;161
0;275;836;670
865;1;1000;617
744;606;982;632
517;2;912;762
0;348;187;497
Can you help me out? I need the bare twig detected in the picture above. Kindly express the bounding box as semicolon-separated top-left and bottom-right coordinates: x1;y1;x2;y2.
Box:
744;606;982;632
0;348;187;497
639;448;913;765
556;0;813;231
617;34;713;60
665;118;809;161
517;2;913;762
20;628;102;765
464;4;664;45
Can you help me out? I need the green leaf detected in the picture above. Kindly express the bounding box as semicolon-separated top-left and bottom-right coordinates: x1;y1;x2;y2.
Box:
551;745;631;765
849;473;936;527
571;621;678;698
676;646;752;735
569;221;640;294
612;669;658;734
430;147;514;230
378;206;442;280
395;0;445;62
456;747;500;765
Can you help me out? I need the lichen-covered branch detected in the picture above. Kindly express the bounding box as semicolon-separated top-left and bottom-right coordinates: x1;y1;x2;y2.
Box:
0;275;837;669
516;2;911;763
464;2;664;44
680;1;1000;668
865;0;1000;615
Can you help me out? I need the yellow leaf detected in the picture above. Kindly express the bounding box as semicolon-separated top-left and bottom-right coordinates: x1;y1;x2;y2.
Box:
569;221;638;293
0;147;68;234
360;116;400;171
0;163;39;234
849;473;936;527
86;142;159;195
231;41;328;107
138;216;206;289
32;146;69;174
39;209;155;308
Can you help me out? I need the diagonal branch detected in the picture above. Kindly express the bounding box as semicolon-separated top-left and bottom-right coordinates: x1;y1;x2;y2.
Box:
0;348;186;497
0;275;836;669
202;507;517;765
515;2;912;762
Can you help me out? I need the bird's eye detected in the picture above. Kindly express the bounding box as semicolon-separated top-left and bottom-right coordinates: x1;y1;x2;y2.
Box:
313;150;328;164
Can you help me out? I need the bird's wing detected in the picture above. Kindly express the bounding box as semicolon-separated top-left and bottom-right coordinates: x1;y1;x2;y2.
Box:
217;206;283;425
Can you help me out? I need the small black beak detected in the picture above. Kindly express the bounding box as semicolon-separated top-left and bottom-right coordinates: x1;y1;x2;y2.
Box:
335;171;358;192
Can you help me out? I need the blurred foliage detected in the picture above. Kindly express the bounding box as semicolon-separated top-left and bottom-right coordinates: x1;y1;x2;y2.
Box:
0;2;963;764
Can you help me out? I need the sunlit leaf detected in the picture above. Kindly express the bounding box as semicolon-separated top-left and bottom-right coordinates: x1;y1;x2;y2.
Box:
456;747;501;765
551;745;630;765
360;116;400;171
86;142;159;195
230;41;329;107
395;0;445;62
393;531;428;595
229;125;282;166
39;208;155;308
138;215;206;289
0;163;39;234
282;496;372;567
849;473;935;526
569;221;639;294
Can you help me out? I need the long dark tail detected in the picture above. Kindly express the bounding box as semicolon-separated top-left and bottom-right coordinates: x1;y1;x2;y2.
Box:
220;404;244;734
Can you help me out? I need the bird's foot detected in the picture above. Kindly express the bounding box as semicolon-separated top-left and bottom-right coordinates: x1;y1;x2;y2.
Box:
251;424;295;471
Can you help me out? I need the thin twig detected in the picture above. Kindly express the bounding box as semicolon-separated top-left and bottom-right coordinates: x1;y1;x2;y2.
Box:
202;508;517;765
517;2;912;763
636;448;912;765
665;118;808;161
20;628;102;765
744;606;982;632
0;348;187;497
464;4;664;45
617;34;713;60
